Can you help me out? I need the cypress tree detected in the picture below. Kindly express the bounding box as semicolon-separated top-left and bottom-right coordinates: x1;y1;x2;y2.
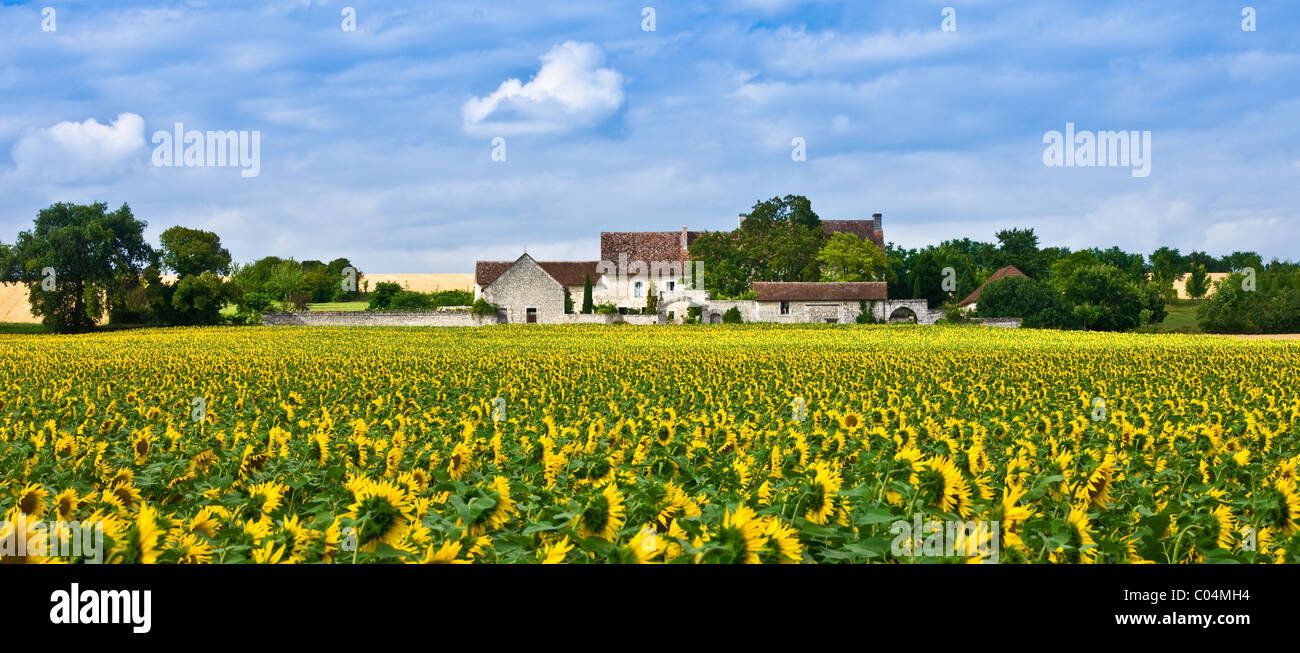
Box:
582;273;594;314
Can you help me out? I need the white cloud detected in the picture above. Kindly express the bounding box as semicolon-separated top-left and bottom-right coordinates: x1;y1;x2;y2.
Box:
8;113;146;183
462;41;625;135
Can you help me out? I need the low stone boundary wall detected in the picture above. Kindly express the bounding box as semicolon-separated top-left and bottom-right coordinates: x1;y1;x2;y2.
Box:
263;311;496;326
971;317;1022;328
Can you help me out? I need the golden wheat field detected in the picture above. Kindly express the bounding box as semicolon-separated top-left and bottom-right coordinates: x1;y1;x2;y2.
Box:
1;324;1298;564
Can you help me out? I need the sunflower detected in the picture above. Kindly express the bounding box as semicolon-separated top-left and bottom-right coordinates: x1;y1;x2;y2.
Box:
540;535;574;564
345;479;411;549
1211;504;1236;549
187;507;222;539
103;481;142;510
1270;476;1300;534
710;505;765;564
16;483;48;517
1051;506;1097;563
416;540;469;564
134;504;164;564
1075;453;1117;510
838;411;865;432
804;461;842;526
171;533;214;563
448;441;473;480
243;480;287;518
131;430;152;463
53;489;80;521
756;517;803;563
577;483;626;541
466;476;516;536
919;455;972;519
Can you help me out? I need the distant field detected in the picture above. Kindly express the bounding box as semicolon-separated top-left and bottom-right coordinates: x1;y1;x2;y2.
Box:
1149;299;1203;334
308;301;368;311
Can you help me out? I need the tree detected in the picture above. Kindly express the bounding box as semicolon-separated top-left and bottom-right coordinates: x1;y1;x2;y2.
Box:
722;306;743;324
1063;265;1145;331
816;232;889;282
1185;264;1208;299
564;287;575;314
266;261;309;305
1048;250;1100;292
582;273;594;314
689;195;827;297
159;226;232;278
644;280;657;314
976;275;1075;328
1149;246;1186;283
10;202;154;333
995;228;1048;279
1220;251;1263;273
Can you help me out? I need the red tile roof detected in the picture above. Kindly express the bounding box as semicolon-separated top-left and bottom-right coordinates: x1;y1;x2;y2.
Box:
600;231;697;266
958;265;1027;306
475;260;603;288
753;281;887;301
821;220;885;249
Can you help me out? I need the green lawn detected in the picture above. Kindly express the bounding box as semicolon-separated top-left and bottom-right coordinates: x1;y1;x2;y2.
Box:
1150;299;1203;334
307;301;368;311
0;323;49;334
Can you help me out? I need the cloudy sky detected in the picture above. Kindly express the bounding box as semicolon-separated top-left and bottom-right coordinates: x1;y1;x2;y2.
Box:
1;0;1297;272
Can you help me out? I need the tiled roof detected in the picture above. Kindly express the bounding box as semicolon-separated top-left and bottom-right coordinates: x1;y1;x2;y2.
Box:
958;265;1027;306
821;220;884;249
600;231;697;265
475;259;603;287
753;281;887;301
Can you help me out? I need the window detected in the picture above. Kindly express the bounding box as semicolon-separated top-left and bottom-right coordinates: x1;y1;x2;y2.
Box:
824;318;838;324
526;308;537;323
780;301;790;315
667;281;675;291
634;281;644;298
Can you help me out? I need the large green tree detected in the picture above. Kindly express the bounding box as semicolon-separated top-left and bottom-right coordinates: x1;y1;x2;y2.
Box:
10;202;155;333
688;195;826;297
1063;264;1147;331
816;232;889;282
159;226;232;278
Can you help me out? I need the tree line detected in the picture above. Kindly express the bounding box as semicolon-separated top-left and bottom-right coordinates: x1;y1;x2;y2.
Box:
687;195;1287;332
0;202;361;332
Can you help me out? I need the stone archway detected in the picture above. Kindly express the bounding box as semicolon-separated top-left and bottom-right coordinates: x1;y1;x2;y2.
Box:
709;312;722;324
888;306;918;323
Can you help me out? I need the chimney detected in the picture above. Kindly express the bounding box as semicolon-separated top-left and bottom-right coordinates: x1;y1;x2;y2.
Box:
872;212;882;230
738;213;746;229
681;226;688;254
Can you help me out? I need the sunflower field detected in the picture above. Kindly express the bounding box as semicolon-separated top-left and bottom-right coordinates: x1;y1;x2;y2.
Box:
1;324;1298;564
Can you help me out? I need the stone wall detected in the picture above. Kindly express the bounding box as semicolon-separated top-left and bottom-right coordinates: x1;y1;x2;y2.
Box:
971;317;1022;328
263;311;496;327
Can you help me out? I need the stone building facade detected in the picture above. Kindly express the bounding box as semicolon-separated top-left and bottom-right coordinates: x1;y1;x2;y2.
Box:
479;253;567;324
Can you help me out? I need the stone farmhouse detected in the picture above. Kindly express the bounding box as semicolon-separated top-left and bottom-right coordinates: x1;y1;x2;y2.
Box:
472;213;937;325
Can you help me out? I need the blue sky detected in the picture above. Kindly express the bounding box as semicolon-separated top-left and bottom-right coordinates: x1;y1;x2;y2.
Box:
1;0;1297;272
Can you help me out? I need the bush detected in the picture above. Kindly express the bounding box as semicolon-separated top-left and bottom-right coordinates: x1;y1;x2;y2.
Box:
940;300;971;324
595;303;619;315
722;306;743;324
856;300;879;324
470;298;499;317
389;290;433;310
367;282;404;310
243;291;273;313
